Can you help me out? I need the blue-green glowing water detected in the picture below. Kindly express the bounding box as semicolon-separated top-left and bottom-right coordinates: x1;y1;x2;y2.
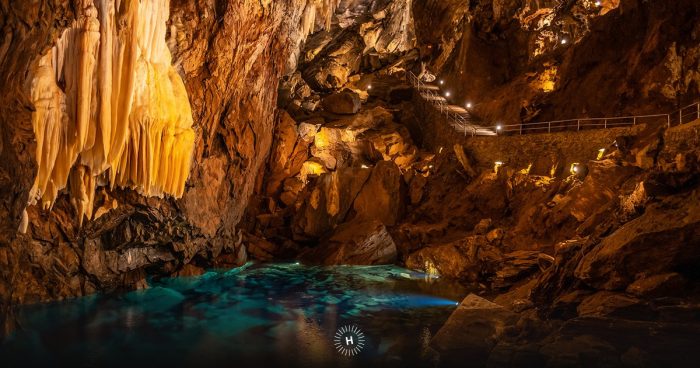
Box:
1;263;468;368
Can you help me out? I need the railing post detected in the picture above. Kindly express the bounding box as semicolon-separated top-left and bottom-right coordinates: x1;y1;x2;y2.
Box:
520;124;522;135
667;114;671;128
604;119;607;129
680;109;682;125
577;120;580;131
633;117;636;126
696;103;699;121
548;122;551;133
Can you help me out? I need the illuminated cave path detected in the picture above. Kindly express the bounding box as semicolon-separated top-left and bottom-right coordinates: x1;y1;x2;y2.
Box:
407;72;700;137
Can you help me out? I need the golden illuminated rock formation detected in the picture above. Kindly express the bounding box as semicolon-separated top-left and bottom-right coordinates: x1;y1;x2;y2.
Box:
27;0;195;226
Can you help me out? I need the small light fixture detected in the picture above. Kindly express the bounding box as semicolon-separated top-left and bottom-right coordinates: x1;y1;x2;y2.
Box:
367;85;372;90
570;163;580;175
428;164;434;169
439;80;445;85
445;91;451;97
466;102;472;109
361;164;369;169
496;124;502;131
597;148;606;160
439;146;444;153
595;1;602;7
561;38;568;45
494;161;504;174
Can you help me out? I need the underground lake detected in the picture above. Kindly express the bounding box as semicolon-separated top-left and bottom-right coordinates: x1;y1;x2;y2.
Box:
0;263;467;367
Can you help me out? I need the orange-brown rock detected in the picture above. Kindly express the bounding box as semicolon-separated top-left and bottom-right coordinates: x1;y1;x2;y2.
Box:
575;191;700;291
321;89;361;114
353;161;405;226
300;219;397;265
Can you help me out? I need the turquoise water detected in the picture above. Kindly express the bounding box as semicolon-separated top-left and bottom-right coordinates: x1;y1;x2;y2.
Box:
1;263;467;367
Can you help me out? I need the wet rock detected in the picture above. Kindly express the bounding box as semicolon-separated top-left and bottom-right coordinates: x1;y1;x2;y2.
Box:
321;89;361;114
300;219;397;265
174;263;206;277
432;294;518;365
626;273;686;298
405;236;503;280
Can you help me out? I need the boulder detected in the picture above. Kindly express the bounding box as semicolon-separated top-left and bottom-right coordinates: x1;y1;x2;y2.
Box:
300;219;397;265
353;160;405;226
492;250;541;289
575;192;700;290
577;291;653;319
301;31;364;91
405;235;503;280
626;273;686;298
293;167;372;238
432;294;518;365
321;89;361;114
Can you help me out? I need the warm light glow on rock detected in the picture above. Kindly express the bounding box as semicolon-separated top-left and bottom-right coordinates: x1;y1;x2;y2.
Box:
534;65;558;93
300;161;327;183
27;0;195;224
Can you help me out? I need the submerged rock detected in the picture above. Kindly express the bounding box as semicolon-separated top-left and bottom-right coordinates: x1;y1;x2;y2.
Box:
432;294;518;365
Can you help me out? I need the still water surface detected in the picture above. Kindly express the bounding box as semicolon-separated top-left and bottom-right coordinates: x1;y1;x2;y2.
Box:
1;263;468;367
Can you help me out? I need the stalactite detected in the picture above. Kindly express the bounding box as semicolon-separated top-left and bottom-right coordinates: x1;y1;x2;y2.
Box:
26;0;195;225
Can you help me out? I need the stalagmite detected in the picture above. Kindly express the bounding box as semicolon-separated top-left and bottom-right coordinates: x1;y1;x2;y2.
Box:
26;0;195;225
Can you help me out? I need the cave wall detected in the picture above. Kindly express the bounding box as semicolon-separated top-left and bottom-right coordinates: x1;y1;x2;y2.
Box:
412;0;700;125
0;0;330;304
407;93;641;173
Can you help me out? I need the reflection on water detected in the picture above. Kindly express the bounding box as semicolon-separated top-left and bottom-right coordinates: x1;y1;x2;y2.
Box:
1;263;468;368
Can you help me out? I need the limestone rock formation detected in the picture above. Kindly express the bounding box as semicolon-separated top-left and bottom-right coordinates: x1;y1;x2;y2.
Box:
321;89;361;114
0;0;347;303
432;294;519;365
300;219;397;265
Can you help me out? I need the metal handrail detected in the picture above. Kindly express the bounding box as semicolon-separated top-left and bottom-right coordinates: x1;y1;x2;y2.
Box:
408;71;486;137
407;71;700;136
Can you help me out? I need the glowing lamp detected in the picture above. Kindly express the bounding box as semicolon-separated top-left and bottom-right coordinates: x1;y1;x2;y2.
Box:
361;164;369;169
570;163;581;175
561;39;568;45
597;148;606;160
439;80;445;85
466;102;472;109
367;85;372;90
496;125;502;131
595;1;602;6
445;91;451;97
494;161;504;174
